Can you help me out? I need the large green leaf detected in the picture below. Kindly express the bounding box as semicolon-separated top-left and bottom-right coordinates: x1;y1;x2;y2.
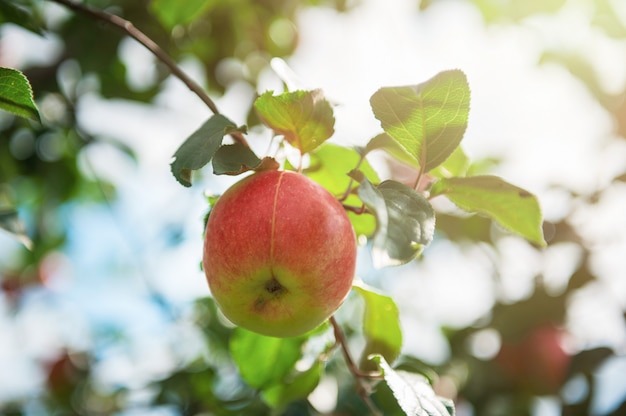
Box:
371;355;455;416
358;179;436;268
370;70;470;172
254;89;335;154
430;175;546;247
170;114;246;186
150;0;217;30
229;327;307;389
353;282;402;371
0;67;40;122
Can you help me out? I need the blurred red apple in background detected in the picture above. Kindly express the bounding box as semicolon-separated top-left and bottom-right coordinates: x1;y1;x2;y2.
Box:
495;323;570;395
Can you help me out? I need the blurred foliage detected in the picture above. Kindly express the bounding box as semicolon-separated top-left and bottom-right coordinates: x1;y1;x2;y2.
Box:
424;1;626;414
2;0;626;415
0;0;336;305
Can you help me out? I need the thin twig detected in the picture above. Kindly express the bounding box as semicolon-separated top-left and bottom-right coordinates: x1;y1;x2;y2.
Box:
342;204;367;215
330;316;383;379
330;316;383;416
49;0;248;146
50;0;217;112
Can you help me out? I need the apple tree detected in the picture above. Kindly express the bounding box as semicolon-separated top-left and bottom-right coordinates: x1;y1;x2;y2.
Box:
2;0;626;415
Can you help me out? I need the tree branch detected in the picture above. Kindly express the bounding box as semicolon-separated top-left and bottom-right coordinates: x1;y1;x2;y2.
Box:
49;0;248;146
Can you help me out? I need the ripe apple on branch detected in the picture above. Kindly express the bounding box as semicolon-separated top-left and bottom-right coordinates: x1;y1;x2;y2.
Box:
203;169;357;338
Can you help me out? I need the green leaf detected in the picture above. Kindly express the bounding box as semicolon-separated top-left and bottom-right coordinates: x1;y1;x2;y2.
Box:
305;143;379;237
353;281;402;371
254;89;335;154
170;114;246;187
358;179;436;268
430;175;546;247
429;146;470;178
466;156;500;176
229;327;307;389
370;355;455;416
150;0;217;30
212;142;262;175
0;188;32;249
0;0;44;35
593;0;626;38
306;143;380;195
472;0;566;23
0;209;32;249
370;70;470;172
261;361;322;410
357;179;389;261
0;67;41;122
362;133;420;169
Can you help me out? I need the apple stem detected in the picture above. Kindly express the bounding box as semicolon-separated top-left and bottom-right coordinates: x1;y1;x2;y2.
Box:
329;316;384;415
49;0;249;148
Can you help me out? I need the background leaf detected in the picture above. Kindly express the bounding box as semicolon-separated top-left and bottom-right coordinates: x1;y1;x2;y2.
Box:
261;361;322;410
150;0;217;30
353;282;402;371
306;143;379;195
229;327;307;389
430;175;546;246
370;70;470;172
359;180;436;268
254;89;335;154
0;0;44;35
371;355;455;416
0;67;41;122
170;114;245;186
429;146;470;178
305;143;379;237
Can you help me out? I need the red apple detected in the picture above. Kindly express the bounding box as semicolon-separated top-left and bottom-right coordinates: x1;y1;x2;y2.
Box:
203;170;357;337
495;323;570;395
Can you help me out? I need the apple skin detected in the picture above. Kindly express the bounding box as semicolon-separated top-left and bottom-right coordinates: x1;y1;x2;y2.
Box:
203;170;357;337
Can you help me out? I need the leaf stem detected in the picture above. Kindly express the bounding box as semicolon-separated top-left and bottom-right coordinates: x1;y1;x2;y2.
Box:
413;163;426;191
48;0;248;147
